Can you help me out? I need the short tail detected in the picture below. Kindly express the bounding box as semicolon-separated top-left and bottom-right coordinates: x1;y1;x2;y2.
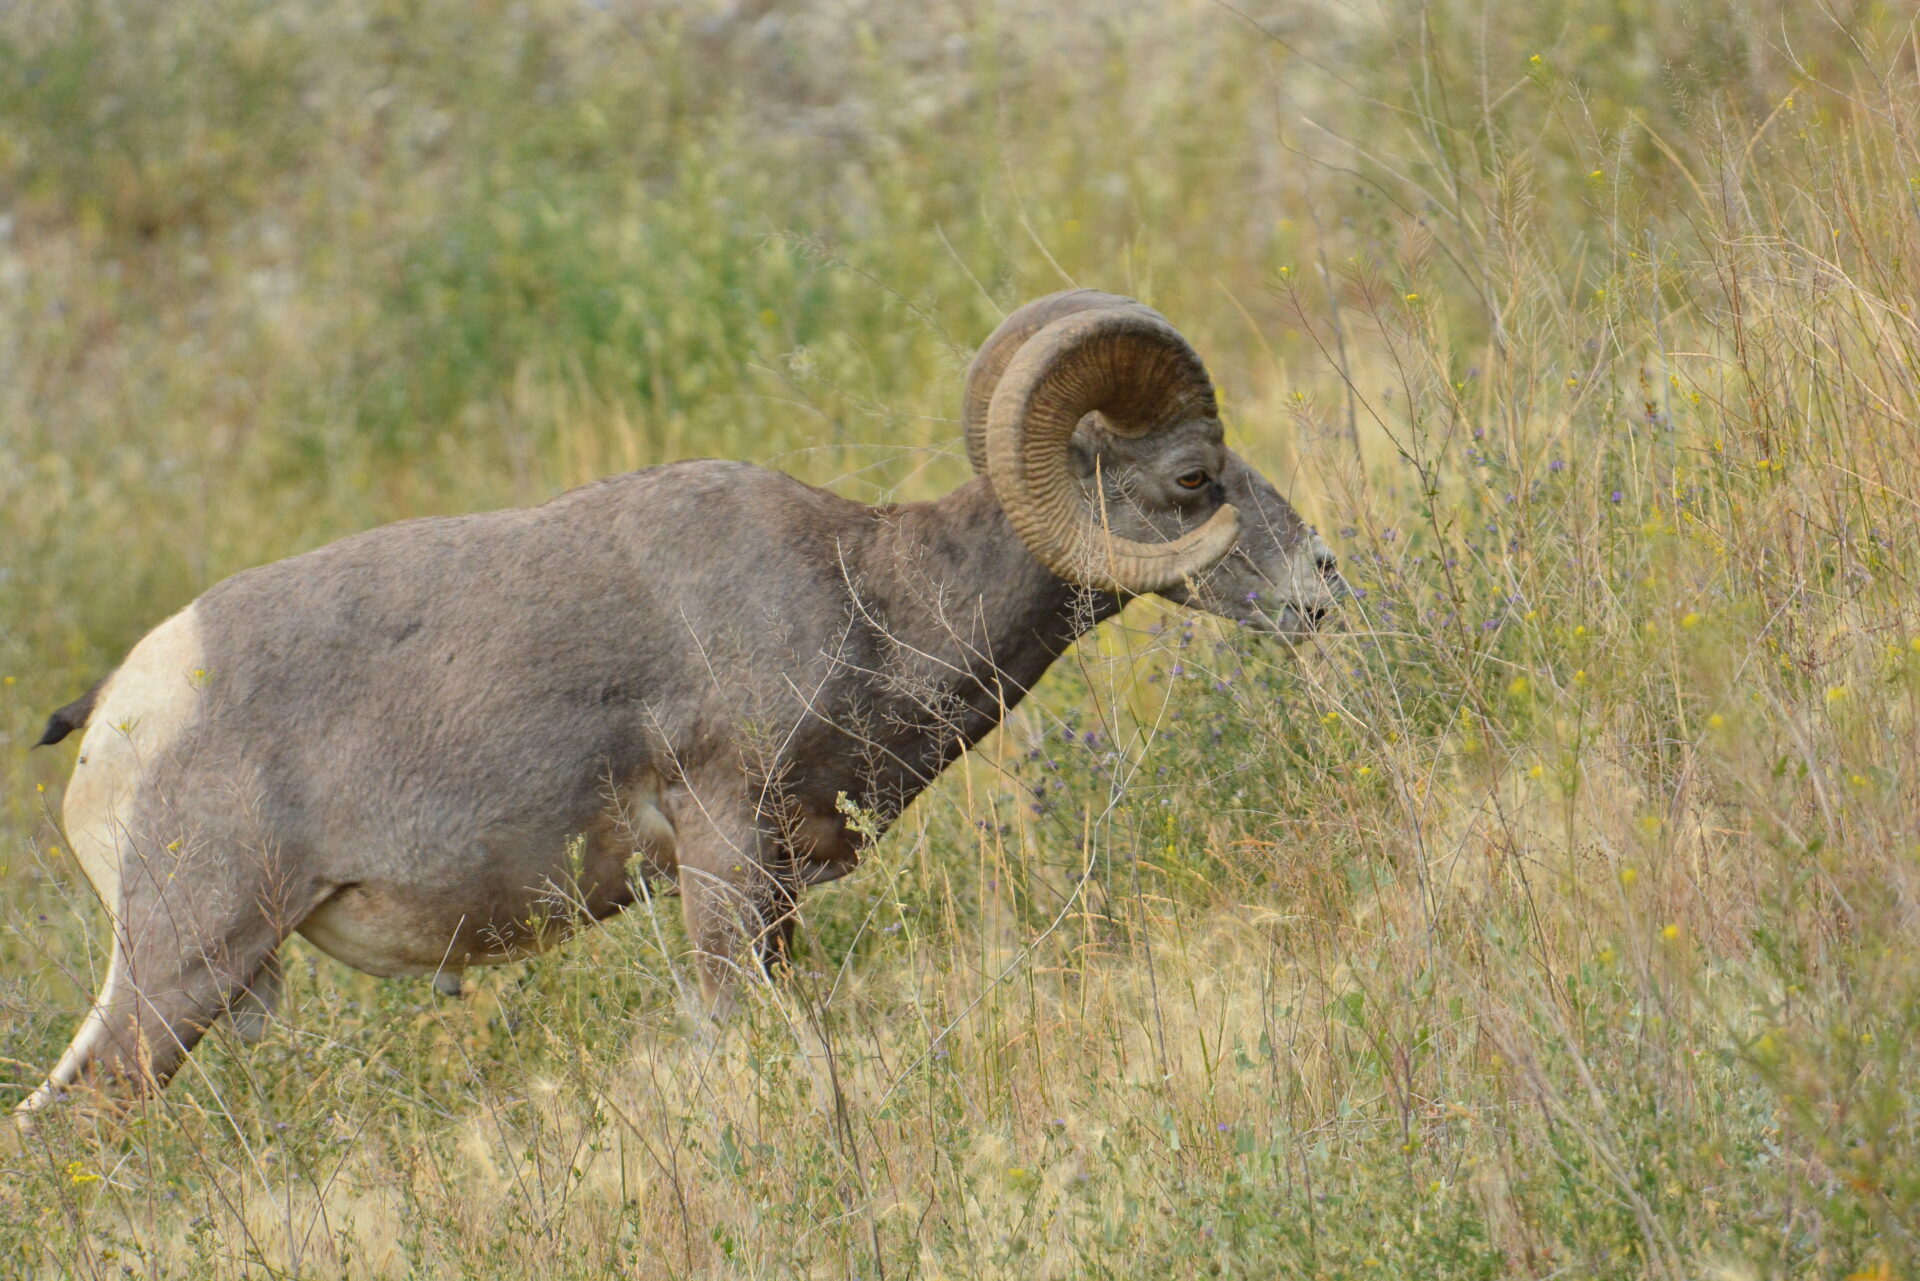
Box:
34;679;106;748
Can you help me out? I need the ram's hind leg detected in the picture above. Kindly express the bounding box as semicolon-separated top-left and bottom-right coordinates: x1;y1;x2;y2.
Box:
22;944;130;1112
21;836;326;1111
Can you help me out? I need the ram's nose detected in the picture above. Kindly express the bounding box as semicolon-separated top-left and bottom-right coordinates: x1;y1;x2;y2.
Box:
1304;545;1347;624
1316;546;1347;590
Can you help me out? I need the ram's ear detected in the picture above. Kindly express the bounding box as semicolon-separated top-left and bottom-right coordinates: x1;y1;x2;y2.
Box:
1065;433;1100;483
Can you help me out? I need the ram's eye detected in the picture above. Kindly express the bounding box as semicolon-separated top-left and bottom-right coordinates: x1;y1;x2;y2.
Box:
1175;470;1210;490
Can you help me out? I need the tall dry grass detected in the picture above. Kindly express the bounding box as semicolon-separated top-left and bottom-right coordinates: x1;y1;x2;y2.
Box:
3;0;1918;1275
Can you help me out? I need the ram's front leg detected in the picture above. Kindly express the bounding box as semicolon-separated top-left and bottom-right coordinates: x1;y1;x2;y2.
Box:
671;794;798;1011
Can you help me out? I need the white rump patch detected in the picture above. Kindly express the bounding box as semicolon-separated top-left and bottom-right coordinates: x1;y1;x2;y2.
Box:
61;602;208;921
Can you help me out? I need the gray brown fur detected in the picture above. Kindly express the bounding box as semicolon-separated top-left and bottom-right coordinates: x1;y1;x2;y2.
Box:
18;296;1339;1109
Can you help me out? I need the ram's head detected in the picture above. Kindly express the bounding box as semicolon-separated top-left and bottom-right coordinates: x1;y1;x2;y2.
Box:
962;290;1344;635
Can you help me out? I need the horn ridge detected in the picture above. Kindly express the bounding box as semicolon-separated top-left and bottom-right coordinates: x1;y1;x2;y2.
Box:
960;290;1148;479
981;302;1240;594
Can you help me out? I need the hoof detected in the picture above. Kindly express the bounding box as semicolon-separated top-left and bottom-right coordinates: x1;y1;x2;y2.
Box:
432;972;465;998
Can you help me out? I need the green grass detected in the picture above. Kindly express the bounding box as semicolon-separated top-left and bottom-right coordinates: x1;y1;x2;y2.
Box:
4;0;1919;1275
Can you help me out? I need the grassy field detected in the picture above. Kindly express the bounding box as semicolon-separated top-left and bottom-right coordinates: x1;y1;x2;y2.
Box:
3;0;1919;1275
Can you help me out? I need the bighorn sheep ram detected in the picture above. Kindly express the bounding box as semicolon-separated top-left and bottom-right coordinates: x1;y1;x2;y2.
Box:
18;291;1340;1110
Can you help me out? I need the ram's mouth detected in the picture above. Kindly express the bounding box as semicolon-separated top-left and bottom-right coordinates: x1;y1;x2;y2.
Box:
1219;582;1333;638
1235;603;1317;640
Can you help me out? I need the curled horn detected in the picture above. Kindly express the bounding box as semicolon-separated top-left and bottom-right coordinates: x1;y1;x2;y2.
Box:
961;290;1142;479
981;299;1240;593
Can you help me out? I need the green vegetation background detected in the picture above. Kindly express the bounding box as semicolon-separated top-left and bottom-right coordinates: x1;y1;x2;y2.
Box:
2;0;1917;1276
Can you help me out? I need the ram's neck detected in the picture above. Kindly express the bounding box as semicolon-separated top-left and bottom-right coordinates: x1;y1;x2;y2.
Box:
856;476;1119;785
